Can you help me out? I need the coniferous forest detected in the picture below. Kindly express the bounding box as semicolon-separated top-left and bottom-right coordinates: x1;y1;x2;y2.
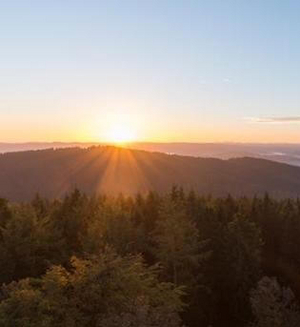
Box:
1;188;300;326
2;0;300;326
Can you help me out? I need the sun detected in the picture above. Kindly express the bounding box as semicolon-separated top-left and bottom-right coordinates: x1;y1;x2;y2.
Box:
107;124;137;144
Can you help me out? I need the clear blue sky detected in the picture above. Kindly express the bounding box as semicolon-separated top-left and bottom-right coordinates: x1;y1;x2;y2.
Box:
1;0;300;142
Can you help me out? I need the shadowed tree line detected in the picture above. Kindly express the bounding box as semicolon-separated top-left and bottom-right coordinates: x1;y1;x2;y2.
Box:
0;188;300;326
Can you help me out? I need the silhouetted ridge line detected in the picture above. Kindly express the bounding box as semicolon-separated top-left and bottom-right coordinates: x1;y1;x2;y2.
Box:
0;146;300;200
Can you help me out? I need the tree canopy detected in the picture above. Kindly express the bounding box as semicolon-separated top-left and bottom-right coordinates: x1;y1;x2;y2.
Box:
0;189;300;326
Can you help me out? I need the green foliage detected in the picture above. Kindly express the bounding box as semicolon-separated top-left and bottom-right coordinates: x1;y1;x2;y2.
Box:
0;249;184;327
224;214;263;322
0;198;12;227
153;199;209;289
0;205;61;284
0;190;299;326
250;276;300;327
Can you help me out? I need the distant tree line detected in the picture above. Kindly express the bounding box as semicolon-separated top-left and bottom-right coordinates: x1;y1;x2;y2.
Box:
0;188;300;326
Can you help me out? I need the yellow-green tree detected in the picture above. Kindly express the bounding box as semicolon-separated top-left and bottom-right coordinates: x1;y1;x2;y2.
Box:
0;249;185;327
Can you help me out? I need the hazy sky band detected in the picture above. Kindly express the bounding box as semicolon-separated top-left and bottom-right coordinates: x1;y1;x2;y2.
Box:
1;1;300;142
248;117;300;123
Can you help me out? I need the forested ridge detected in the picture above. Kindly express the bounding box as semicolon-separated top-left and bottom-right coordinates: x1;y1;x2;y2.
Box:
1;146;300;201
1;188;300;326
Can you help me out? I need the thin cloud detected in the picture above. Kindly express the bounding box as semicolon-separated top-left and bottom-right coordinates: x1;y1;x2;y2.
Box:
246;117;300;124
223;78;231;83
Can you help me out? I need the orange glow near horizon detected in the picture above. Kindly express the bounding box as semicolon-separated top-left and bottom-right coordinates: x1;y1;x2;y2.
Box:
3;111;300;144
106;123;137;144
89;112;140;145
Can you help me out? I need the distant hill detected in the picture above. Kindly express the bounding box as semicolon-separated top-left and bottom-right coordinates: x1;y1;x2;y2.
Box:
1;142;300;167
0;142;99;153
131;142;300;167
1;146;300;201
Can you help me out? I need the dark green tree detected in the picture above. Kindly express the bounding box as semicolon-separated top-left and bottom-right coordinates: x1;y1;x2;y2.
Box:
0;249;185;327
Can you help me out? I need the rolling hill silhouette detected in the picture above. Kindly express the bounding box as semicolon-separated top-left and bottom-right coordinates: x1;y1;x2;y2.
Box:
1;146;300;201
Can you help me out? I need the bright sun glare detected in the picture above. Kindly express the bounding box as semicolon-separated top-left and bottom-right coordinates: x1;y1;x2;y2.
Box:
107;124;137;144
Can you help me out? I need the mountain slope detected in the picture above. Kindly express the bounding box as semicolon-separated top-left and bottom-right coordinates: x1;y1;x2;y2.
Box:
1;146;300;201
2;142;300;166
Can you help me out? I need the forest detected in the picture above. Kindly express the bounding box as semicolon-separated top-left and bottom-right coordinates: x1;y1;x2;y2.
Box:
0;187;300;326
2;146;300;201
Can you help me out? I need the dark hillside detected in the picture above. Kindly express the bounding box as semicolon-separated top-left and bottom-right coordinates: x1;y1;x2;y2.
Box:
1;146;300;200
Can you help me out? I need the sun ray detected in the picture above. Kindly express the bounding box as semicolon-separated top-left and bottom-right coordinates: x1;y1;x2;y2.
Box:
96;147;150;195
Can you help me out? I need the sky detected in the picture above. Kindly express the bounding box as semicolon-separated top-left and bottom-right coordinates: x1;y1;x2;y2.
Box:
1;0;300;143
